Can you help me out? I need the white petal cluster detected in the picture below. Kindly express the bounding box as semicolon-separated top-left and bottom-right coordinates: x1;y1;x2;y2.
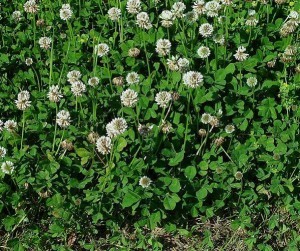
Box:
0;147;7;158
204;1;221;17
126;0;141;14
60;4;73;20
4;120;17;132
1;161;15;175
197;46;211;58
108;7;121;21
121;89;139;107
56;110;71;128
246;77;257;87
182;71;204;88
67;70;82;84
12;11;22;22
234;46;249;61
88;77;100;87
156;39;171;56
96;136;112;155
24;0;39;14
136;12;152;29
94;43;110;57
171;2;186;18
38;37;52;50
199;23;214;37
160;10;175;28
71;81;86;97
15;90;31;111
48;85;63;103
139;176;152;188
126;72;140;84
106;118;128;138
155;91;172;108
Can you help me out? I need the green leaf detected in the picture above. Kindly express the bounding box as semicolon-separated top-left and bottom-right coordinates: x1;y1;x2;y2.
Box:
169;178;181;193
117;137;127;152
184;166;197;180
75;148;92;158
196;188;208;200
163;194;180;210
122;190;141;208
169;151;185;166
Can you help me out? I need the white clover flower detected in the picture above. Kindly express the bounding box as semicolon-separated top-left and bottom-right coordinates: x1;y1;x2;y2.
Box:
1;161;14;175
94;43;109;57
60;4;73;21
183;71;203;88
199;23;214;37
193;0;206;15
12;11;22;22
197;46;211;58
171;2;186;18
288;11;299;19
246;77;257;87
48;85;63;103
234;46;249;61
185;11;198;23
4;120;17;132
121;89;138;107
204;1;221;17
88;77;99;87
15;99;31;111
160;10;175;28
71;81;86;97
245;17;259;26
108;7;121;21
213;34;225;45
248;9;256;16
62;4;71;9
139;176;152;188
126;72;140;84
161;120;173;133
24;0;39;14
225;124;235;133
0;147;7;158
178;57;189;72
15;90;31;111
220;0;232;5
201;113;212;124
96;136;112;155
18;90;30;101
38;37;52;50
156;39;171;56
25;58;33;66
155;91;172;108
67;70;81;83
136;12;152;29
167;56;180;71
126;0;141;14
56;110;71;128
106;118;128;138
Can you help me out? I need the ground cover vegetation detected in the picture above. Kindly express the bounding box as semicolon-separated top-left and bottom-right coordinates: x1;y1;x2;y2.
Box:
0;0;300;250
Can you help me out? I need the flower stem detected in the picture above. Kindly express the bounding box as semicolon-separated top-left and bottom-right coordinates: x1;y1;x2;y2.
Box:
55;130;65;156
20;111;25;150
52;104;58;151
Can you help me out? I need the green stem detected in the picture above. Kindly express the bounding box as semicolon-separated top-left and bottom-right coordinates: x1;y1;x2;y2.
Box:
182;90;191;151
52;104;58;151
142;31;151;77
55;130;65;156
20;111;25;150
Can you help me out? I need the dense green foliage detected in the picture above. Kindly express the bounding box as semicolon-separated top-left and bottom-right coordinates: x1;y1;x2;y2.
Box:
0;0;300;250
